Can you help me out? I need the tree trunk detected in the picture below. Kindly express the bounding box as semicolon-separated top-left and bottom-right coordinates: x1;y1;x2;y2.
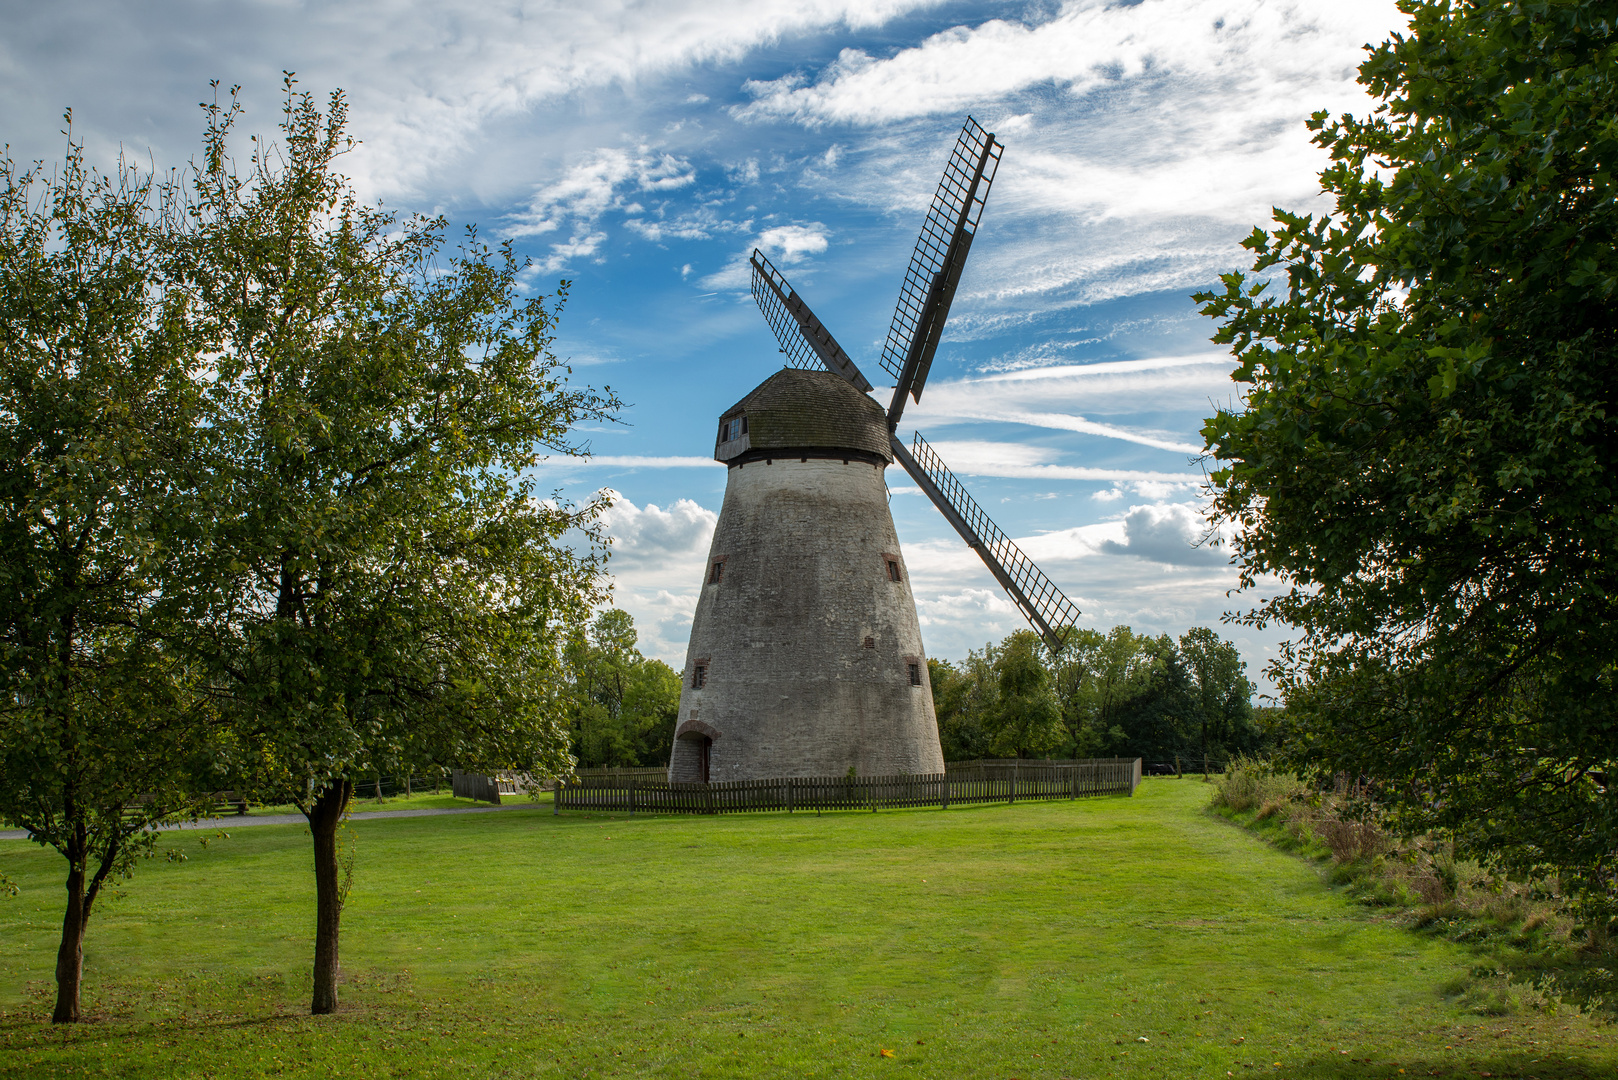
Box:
305;780;353;1015
52;828;115;1024
53;857;88;1023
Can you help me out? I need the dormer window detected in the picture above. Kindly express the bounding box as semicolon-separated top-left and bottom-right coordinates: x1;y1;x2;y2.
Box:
720;415;748;442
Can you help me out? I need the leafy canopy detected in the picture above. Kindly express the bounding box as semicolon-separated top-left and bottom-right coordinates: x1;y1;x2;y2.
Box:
1197;0;1618;914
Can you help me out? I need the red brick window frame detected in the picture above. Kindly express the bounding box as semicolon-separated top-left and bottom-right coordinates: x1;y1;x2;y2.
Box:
904;655;925;687
707;555;727;584
691;657;711;689
882;553;903;583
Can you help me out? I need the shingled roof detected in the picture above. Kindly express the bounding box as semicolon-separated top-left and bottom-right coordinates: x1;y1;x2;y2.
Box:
714;368;891;463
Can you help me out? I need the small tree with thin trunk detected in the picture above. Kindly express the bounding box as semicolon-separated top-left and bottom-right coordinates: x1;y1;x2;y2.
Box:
0;127;215;1023
170;79;618;1015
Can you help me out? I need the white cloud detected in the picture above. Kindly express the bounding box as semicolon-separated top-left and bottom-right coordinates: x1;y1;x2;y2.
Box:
732;0;1403;310
599;490;717;570
892;354;1237;455
912;439;1199;485
737;1;1393;129
756;223;829;262
1097;502;1226;566
506;145;699;269
896;511;1259;668
0;1;946;205
550;455;725;469
699;221;831;289
595;490;719;663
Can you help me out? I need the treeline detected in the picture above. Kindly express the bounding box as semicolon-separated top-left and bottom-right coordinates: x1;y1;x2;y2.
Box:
930;626;1269;766
564;609;681;768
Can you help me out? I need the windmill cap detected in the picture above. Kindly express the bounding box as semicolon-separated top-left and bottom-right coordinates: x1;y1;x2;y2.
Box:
716;368;892;466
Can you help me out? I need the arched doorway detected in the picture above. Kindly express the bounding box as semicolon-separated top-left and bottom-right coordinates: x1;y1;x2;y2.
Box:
672;719;720;783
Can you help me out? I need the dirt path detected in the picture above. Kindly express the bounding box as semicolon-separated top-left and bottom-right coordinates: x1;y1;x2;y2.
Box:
0;800;546;841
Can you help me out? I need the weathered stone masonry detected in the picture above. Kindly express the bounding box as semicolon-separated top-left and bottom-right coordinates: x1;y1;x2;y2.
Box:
669;369;945;782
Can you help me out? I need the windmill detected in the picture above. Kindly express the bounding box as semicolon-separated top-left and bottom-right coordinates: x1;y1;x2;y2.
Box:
668;118;1081;785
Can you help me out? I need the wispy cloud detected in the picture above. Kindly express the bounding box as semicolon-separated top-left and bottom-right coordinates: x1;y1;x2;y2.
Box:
915;440;1200;485
539;455;724;469
736;1;1391;130
892;353;1237;453
699;221;832;289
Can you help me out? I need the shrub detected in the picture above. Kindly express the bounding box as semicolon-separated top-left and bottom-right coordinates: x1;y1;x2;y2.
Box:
1313;815;1389;864
1211;755;1304;813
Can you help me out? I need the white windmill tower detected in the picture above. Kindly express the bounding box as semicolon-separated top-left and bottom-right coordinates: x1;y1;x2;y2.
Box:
668;119;1081;784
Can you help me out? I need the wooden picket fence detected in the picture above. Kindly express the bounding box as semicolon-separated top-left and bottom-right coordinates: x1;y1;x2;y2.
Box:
554;757;1141;815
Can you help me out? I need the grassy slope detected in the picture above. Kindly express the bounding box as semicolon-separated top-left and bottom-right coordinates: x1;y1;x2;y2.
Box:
0;780;1608;1079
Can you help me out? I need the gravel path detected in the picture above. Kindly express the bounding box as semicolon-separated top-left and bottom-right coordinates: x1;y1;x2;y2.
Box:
0;801;547;841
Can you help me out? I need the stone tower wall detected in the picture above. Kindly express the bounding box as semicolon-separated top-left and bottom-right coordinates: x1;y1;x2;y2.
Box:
669;457;944;782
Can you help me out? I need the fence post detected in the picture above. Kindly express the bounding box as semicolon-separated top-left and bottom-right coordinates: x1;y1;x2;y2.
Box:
629;777;636;817
941;772;949;811
787;777;794;814
554;779;561;815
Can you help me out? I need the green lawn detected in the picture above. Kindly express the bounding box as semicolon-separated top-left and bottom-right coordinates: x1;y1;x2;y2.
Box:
0;780;1609;1078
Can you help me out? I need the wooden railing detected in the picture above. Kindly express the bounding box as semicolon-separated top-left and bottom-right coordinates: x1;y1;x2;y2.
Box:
554;758;1141;815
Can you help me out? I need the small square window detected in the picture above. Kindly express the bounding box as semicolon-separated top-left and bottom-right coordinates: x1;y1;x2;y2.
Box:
863;636;875;649
709;560;724;583
908;663;922;686
886;559;902;582
692;664;707;689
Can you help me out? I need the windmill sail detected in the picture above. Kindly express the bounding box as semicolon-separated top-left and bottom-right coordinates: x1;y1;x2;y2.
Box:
882;117;1003;426
891;431;1080;653
750;250;872;392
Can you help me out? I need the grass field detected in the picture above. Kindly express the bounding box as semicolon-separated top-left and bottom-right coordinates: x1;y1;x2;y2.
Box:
0;780;1609;1079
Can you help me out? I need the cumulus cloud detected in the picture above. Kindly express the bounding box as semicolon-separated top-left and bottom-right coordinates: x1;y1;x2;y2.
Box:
895;512;1276;678
598;490;718;569
592;490;720;663
1098;502;1225;565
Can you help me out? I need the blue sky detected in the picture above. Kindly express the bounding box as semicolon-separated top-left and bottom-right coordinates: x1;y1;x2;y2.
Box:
2;0;1408;689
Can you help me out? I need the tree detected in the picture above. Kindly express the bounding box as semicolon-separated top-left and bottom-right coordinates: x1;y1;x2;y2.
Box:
566;608;680;768
171;80;619;1014
982;630;1065;759
0;128;216;1022
1178;627;1258;772
1052;626;1173;759
929;655;994;761
1198;0;1618;926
